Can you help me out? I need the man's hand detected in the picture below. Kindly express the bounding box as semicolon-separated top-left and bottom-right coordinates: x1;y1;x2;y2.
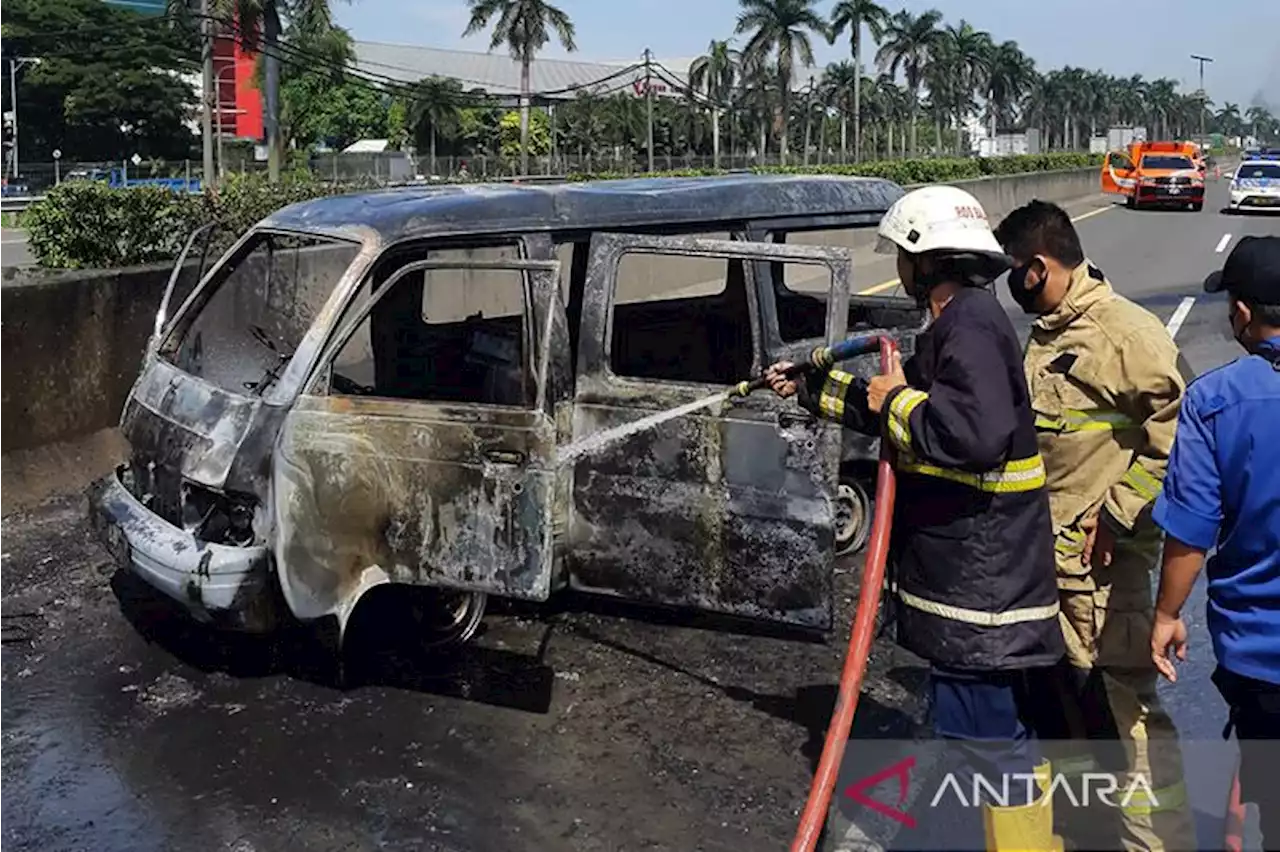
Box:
866;350;907;414
765;361;799;399
1151;610;1189;683
1079;512;1116;568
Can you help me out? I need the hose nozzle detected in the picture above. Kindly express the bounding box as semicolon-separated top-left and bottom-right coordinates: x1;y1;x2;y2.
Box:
726;334;891;398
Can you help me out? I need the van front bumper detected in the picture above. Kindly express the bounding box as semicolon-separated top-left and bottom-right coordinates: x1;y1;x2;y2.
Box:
88;467;277;632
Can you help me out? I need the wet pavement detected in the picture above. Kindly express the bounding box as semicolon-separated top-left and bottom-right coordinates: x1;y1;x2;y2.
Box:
2;495;928;852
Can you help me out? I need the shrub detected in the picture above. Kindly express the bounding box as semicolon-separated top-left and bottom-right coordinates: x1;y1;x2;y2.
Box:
25;153;1104;269
24;181;203;269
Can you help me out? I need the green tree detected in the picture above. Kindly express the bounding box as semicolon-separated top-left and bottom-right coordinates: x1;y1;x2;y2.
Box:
828;0;888;162
403;76;465;170
499;109;549;161
735;0;829;165
688;39;739;167
210;0;349;182
463;0;576;176
985;41;1035;139
875;7;944;156
821;60;859;158
3;0;199;163
277;22;385;151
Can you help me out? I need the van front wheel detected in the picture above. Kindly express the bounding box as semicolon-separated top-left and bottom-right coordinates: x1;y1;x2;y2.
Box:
410;588;488;649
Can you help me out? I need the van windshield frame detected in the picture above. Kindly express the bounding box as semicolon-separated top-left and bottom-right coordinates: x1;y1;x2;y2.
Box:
157;228;364;398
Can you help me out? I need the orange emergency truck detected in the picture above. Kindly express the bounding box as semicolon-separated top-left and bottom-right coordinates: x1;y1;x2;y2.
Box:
1101;140;1206;211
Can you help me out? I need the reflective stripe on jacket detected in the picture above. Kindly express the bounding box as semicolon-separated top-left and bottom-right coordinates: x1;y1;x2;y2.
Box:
1025;261;1186;556
802;287;1064;671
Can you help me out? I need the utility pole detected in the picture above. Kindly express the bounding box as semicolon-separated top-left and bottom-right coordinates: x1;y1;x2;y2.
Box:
802;76;815;167
644;48;654;173
8;57;37;181
201;0;215;188
1190;54;1213;144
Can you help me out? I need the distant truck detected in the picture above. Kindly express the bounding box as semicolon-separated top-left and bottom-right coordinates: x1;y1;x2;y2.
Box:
65;167;200;193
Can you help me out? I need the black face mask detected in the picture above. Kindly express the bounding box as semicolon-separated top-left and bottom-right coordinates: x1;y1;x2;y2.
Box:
1007;260;1046;314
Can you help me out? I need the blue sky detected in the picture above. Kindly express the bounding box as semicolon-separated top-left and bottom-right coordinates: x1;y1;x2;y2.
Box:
333;0;1279;110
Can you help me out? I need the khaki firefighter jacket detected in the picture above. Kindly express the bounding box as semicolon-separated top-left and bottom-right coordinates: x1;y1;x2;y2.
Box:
1026;261;1186;585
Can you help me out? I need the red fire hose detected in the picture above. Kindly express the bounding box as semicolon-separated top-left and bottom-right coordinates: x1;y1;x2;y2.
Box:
791;335;900;852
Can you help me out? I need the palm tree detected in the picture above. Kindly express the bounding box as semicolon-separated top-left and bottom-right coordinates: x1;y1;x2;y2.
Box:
822;60;859;160
1246;105;1275;142
405;76;464;173
828;0;889;162
1217;103;1242;138
736;52;777;163
734;0;829;165
689;39;739;167
875;8;944;156
462;0;576;176
943;20;991;155
1144;77;1177;140
986;41;1035;141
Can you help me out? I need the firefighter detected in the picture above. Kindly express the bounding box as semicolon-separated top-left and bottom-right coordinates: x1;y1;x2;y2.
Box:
1151;235;1280;849
767;185;1065;852
994;200;1194;852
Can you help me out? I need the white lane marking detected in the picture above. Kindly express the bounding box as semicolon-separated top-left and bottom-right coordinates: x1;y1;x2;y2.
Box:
1215;233;1232;253
1166;297;1196;340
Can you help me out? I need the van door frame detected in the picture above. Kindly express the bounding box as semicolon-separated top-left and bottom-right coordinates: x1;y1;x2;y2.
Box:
567;231;855;629
271;252;567;627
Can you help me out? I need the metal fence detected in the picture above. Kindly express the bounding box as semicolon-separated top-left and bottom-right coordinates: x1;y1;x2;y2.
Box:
4;144;1092;197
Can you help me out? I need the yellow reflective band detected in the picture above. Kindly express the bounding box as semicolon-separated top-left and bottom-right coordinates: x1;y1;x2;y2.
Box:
897;588;1060;627
887;388;928;453
897;454;1047;494
1119;781;1188;816
1034;408;1139;434
1055;527;1087;555
818;370;856;420
1052;754;1100;776
1122;462;1163;503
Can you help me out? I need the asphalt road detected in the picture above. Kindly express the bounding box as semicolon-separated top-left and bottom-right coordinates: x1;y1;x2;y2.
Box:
2;181;1277;852
1;228;34;268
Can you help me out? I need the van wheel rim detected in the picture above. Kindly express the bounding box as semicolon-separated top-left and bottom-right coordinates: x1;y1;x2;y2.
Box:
412;590;487;648
834;480;871;556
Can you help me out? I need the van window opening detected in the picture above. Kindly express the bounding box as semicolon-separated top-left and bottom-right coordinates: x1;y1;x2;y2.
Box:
609;246;754;386
165;232;360;396
771;227;908;346
329;245;533;408
1141;155;1194;170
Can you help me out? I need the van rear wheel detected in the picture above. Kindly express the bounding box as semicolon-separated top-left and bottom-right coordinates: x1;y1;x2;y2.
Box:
834;479;872;556
409;588;487;648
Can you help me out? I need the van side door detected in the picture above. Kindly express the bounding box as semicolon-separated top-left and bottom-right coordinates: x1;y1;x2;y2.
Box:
566;232;852;630
271;247;566;624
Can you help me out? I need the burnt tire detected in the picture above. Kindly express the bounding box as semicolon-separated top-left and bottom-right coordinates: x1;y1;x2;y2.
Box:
834;478;873;557
409;588;487;649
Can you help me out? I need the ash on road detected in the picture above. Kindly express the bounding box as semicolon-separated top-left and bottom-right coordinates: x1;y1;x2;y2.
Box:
3;182;1276;852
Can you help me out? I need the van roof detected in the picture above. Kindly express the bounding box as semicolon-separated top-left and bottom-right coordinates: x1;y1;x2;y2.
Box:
262;173;905;243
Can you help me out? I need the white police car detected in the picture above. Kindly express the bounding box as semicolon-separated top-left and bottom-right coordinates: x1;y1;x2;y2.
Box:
1228;152;1280;213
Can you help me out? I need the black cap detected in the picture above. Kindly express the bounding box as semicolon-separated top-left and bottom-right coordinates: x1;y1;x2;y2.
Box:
1204;236;1280;303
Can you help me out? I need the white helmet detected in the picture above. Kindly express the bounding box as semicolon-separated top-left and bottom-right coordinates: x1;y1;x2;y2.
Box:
875;185;1008;263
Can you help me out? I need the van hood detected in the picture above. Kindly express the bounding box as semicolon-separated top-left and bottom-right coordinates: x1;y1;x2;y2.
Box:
122;356;263;491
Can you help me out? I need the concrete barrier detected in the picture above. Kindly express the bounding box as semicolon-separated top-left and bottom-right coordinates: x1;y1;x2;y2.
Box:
0;168;1104;512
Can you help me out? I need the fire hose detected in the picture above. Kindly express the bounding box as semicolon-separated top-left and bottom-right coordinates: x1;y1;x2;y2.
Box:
731;333;900;850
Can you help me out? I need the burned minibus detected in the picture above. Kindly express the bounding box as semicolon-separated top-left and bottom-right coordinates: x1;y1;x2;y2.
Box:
90;174;924;648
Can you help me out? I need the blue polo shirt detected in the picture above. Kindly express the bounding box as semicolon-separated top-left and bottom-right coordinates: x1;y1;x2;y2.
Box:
1153;336;1280;686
